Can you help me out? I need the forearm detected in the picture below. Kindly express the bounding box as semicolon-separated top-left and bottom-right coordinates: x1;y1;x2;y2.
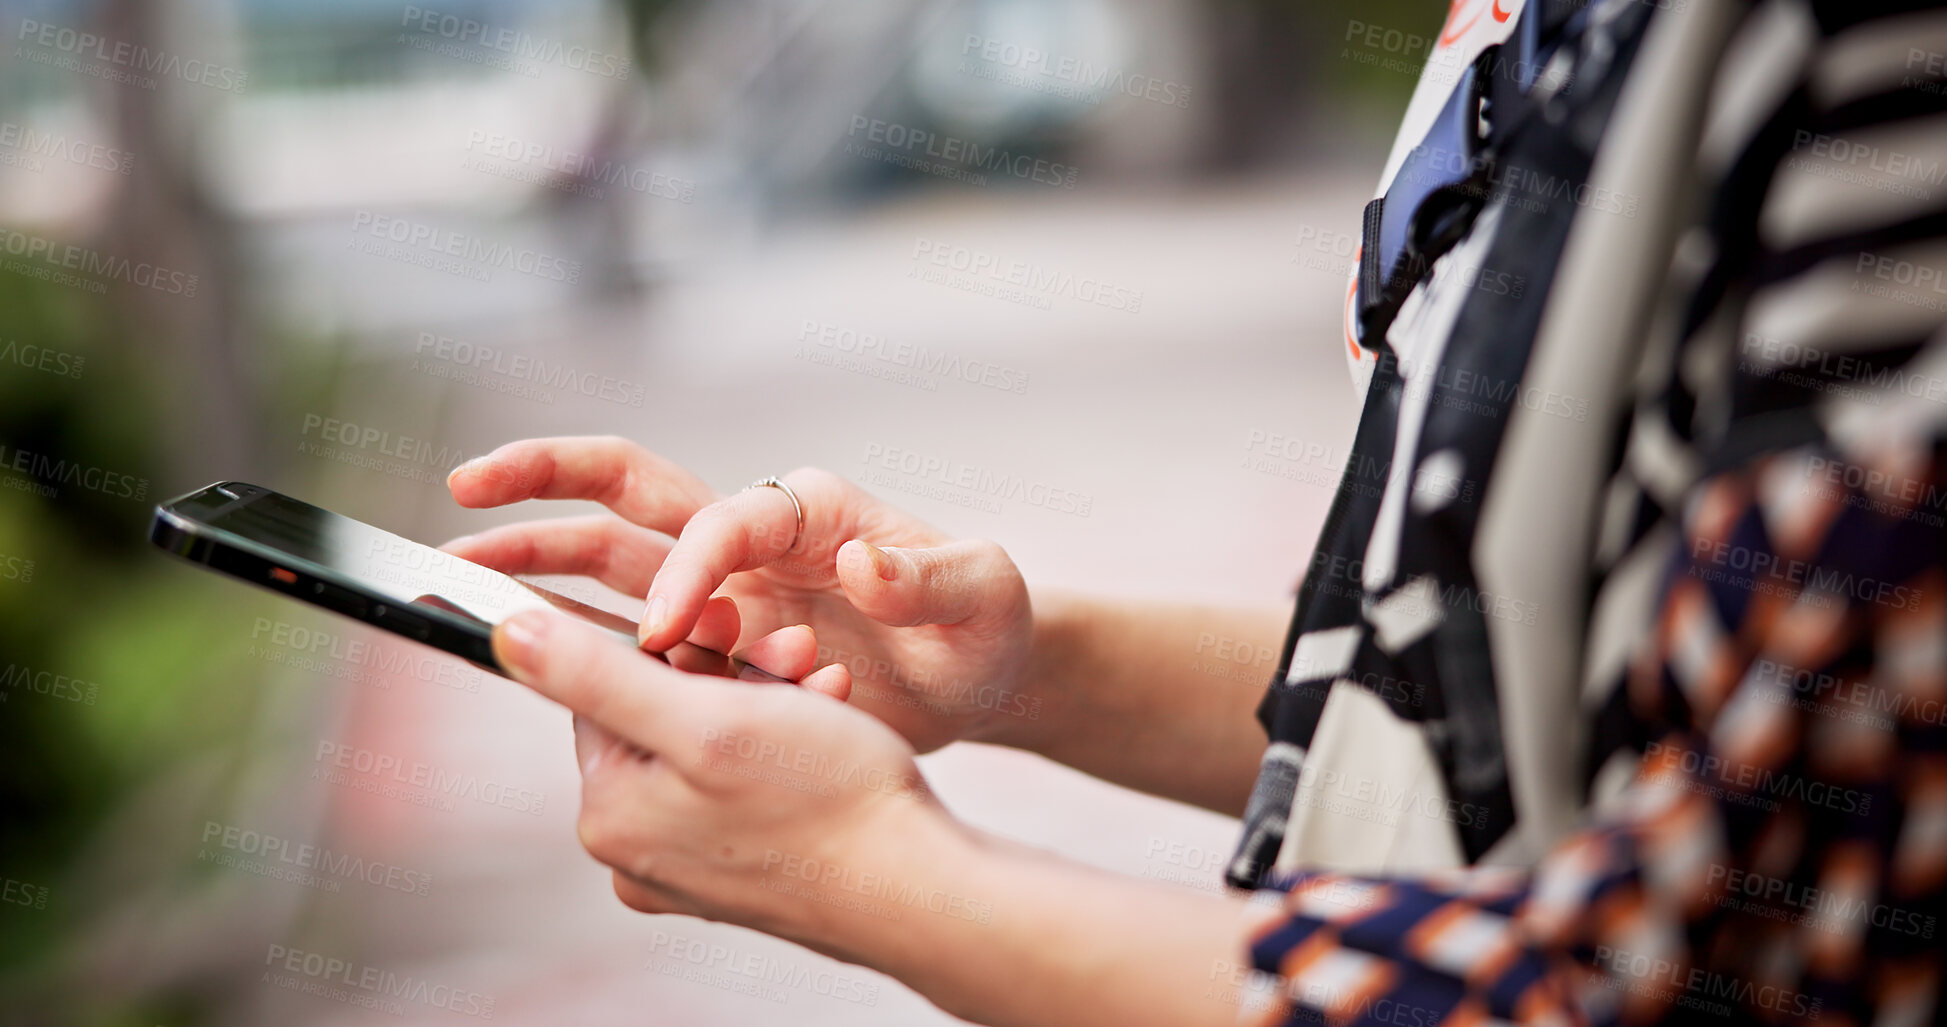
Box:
837;813;1253;1027
970;588;1289;814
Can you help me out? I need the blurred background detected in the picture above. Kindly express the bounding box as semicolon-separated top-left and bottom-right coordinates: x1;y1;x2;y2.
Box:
0;0;1435;1022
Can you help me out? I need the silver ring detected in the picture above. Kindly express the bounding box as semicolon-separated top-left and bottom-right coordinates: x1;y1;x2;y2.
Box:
746;476;804;552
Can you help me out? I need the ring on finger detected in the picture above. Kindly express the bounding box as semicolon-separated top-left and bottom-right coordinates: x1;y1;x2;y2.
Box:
745;475;804;553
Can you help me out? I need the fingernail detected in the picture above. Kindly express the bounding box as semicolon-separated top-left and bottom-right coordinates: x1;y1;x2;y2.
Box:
495;610;549;677
439;534;474;552
639;594;668;647
861;542;897;582
447;456;484;485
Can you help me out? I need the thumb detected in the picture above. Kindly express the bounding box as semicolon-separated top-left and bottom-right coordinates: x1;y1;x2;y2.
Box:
835;538;1019;628
493;608;711;755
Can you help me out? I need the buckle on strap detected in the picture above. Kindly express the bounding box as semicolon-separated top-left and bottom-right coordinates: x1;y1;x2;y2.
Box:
1356;47;1498;348
1354;0;1584;348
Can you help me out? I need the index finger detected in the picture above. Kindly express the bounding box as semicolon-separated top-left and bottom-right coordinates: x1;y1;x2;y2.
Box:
449;436;718;535
640;470;866;650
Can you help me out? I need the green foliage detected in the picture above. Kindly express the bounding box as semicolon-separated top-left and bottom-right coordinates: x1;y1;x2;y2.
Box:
0;270;256;1001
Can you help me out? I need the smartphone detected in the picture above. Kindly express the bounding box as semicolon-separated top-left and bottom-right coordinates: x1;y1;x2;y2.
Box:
150;481;776;680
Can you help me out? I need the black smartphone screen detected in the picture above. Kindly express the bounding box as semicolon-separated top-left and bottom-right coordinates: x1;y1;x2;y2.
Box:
154;482;763;679
195;485;635;632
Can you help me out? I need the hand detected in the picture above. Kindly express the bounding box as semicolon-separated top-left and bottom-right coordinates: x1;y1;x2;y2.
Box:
494;603;1258;1027
491;605;967;953
444;436;1034;751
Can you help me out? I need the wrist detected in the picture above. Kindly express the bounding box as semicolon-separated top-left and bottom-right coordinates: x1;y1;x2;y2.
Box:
786;795;988;973
844;810;1258;1027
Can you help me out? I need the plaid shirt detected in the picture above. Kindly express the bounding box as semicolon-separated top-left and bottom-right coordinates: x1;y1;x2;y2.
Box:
1244;436;1947;1024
